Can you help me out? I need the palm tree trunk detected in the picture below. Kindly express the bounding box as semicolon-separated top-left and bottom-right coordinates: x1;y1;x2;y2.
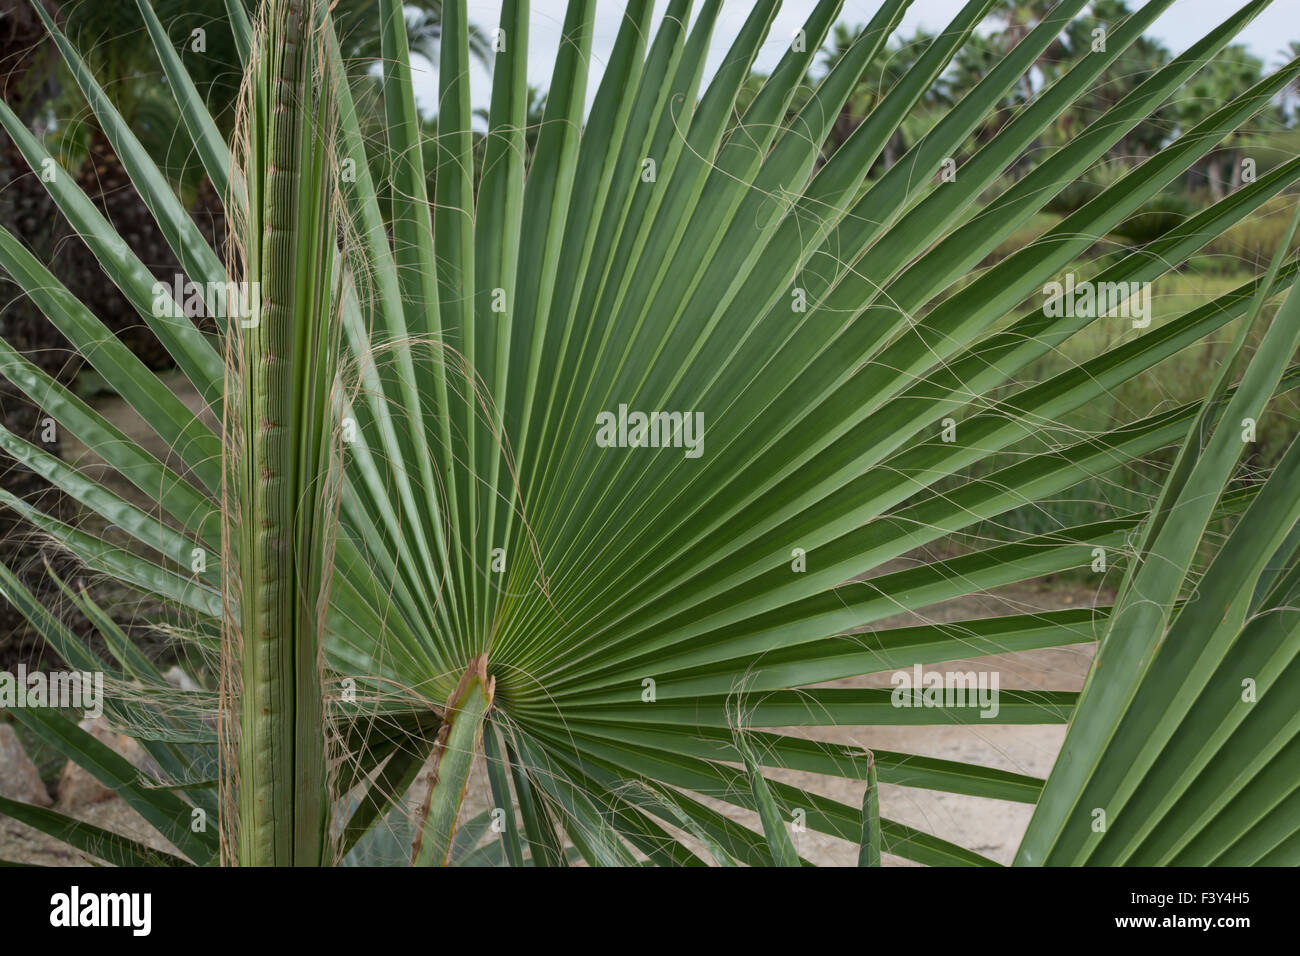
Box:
410;656;495;866
230;0;340;867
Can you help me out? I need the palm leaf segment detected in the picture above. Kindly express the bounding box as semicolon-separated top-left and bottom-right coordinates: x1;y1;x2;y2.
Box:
1;0;1299;866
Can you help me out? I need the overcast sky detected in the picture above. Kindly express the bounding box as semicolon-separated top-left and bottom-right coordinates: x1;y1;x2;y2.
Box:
409;1;1299;117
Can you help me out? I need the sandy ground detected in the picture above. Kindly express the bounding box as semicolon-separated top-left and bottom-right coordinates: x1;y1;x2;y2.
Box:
789;576;1100;866
3;377;1105;866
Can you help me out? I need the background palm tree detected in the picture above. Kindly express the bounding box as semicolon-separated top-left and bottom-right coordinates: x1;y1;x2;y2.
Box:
0;0;488;669
818;24;947;172
988;0;1061;102
1175;44;1273;200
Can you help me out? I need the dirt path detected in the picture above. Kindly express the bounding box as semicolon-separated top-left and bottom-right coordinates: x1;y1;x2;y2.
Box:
788;575;1103;866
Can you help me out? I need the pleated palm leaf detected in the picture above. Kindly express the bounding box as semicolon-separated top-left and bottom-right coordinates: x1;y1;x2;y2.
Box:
1;0;1299;866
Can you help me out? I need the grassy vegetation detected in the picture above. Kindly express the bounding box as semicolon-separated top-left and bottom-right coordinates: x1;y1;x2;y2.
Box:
946;224;1300;557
